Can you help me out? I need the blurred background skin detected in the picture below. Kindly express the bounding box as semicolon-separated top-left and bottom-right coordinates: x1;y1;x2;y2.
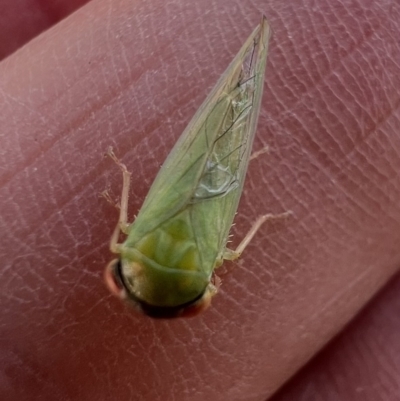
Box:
0;0;399;400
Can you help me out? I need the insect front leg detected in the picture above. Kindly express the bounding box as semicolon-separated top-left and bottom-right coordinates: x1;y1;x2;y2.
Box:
223;211;292;261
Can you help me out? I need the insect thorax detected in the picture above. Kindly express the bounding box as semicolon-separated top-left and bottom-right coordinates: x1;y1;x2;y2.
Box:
120;208;210;307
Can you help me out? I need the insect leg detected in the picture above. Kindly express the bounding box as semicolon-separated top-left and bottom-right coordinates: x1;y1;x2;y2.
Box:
250;145;269;161
223;211;292;261
107;148;132;236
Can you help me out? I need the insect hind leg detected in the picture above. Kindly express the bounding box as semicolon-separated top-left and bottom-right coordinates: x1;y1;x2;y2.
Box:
223;211;292;261
250;145;269;161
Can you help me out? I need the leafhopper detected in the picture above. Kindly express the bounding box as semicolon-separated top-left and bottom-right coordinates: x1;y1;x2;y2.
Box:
105;17;282;318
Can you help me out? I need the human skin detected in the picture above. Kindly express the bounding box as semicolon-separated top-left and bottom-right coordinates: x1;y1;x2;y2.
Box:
1;1;399;401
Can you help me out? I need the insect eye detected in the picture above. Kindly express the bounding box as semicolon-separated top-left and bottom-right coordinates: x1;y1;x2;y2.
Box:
104;259;127;299
178;293;213;318
176;282;218;318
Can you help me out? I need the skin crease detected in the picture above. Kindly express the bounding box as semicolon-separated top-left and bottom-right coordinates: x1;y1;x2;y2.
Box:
0;1;399;401
0;0;90;60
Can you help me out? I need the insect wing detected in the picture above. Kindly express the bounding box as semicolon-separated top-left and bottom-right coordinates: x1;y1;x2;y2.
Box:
125;18;271;276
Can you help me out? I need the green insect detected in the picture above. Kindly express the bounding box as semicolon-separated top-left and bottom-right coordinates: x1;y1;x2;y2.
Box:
105;17;287;318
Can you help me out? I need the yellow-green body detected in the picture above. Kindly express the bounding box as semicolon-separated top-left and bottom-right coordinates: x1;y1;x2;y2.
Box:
118;18;270;309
